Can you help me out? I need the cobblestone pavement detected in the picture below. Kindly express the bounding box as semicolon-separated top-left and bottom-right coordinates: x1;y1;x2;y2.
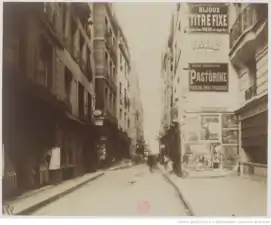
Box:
160;165;267;217
33;164;190;216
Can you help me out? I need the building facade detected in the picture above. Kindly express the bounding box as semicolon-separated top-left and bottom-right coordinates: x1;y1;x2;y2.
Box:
160;2;268;176
93;3;119;164
128;65;145;156
229;3;268;176
3;2;96;198
116;25;131;158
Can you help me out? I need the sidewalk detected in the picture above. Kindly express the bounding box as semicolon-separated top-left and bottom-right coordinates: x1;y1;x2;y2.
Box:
3;162;134;216
158;165;267;217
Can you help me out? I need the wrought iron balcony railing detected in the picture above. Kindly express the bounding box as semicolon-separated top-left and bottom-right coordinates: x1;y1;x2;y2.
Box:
245;84;257;101
230;4;268;49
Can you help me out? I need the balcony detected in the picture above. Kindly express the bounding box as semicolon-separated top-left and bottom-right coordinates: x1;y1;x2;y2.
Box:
229;4;268;61
245;84;257;101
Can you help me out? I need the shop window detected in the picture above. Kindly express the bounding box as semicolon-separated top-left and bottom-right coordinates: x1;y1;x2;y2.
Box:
37;35;53;89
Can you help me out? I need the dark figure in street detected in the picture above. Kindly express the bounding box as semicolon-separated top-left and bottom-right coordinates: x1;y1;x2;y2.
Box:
147;154;156;173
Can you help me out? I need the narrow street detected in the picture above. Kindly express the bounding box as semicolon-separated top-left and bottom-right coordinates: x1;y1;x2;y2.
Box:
33;165;189;216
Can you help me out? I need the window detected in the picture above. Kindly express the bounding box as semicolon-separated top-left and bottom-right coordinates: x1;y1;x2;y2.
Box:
120;109;122;120
62;4;67;35
119;82;122;95
105;52;108;67
88;93;92;121
71;18;77;37
79;33;84;53
109;61;112;76
105;17;108;25
64;67;73;103
108;89;110;108
78;83;85;119
113;37;115;47
128;119;130;129
37;35;53;88
105;87;108;104
178;22;181;31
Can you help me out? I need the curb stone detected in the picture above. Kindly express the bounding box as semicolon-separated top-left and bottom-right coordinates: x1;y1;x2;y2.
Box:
12;172;105;216
108;163;136;171
157;166;195;216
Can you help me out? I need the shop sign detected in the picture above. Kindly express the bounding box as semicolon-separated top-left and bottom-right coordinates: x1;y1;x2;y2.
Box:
189;63;228;92
239;102;268;121
192;39;220;51
93;110;102;117
94;119;104;126
188;3;228;33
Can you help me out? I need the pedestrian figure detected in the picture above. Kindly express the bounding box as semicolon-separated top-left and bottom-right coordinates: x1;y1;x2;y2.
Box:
147;154;155;173
163;155;169;171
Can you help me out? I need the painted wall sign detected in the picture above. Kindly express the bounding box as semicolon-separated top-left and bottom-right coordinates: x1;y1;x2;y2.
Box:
192;39;220;51
189;63;228;92
188;3;228;33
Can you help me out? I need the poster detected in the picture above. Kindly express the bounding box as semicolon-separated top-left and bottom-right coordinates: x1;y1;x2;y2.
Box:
189;63;228;92
201;115;220;140
222;130;238;144
222;114;238;128
184;115;200;142
188;3;228;33
49;147;61;170
189;143;210;156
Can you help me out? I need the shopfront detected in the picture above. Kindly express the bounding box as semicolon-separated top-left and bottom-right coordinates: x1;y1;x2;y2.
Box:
236;95;268;165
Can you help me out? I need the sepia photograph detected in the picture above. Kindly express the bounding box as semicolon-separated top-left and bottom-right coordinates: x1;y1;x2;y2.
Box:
2;1;268;218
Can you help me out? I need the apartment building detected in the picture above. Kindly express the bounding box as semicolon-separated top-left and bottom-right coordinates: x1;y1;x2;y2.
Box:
3;2;96;198
160;3;268;175
159;13;179;163
228;3;268;175
116;25;131;158
128;65;144;156
93;3;125;163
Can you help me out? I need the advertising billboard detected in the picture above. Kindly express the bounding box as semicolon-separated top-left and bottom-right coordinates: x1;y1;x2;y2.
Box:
189;63;228;92
222;114;238;129
188;3;228;33
222;130;238;144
